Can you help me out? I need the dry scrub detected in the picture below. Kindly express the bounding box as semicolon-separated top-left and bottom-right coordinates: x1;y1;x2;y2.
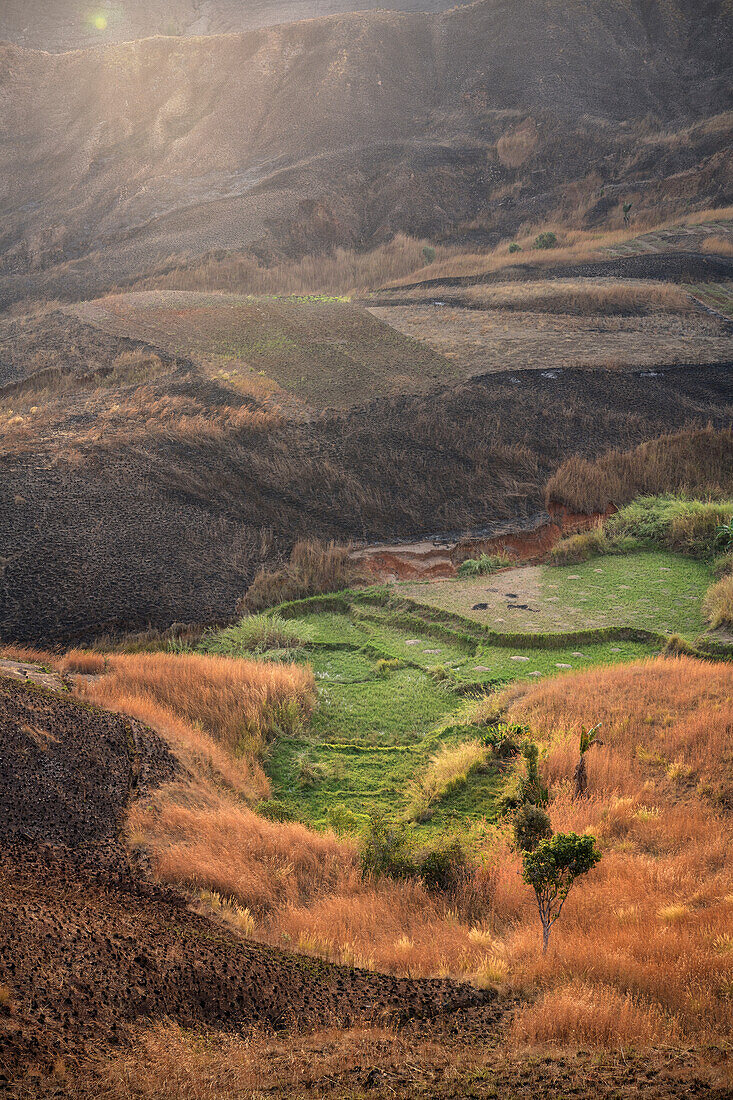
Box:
703;573;733;629
138;235;455;298
546;427;733;513
241;539;370;614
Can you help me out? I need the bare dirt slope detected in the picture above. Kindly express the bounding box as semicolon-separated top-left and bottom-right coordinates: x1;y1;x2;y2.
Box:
0;674;497;1091
1;1;731;307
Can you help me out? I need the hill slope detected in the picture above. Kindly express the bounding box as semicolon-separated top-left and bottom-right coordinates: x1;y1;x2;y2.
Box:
0;0;473;52
1;0;731;307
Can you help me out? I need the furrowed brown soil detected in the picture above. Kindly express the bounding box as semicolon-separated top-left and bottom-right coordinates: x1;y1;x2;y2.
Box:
71;291;459;409
0;674;499;1094
368;301;732;374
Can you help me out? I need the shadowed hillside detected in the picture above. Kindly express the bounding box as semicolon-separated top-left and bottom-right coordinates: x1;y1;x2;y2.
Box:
1;0;731;308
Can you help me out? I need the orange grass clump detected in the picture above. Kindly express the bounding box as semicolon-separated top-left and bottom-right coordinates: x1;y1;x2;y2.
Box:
75;651;315;755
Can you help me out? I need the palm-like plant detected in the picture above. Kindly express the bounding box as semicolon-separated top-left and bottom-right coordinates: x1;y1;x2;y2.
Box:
716;518;733;550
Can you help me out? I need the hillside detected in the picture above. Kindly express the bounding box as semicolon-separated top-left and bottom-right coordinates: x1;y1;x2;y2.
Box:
1;0;731;308
0;0;472;51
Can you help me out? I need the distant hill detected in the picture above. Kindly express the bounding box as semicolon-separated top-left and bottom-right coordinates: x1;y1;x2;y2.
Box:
0;0;473;51
1;0;731;307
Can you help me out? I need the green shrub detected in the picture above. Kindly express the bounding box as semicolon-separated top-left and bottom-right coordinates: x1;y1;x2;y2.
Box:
417;837;466;891
458;553;513;577
549;527;609;565
513;803;552;852
508;243;522;254
326;804;360;833
199;613;307;656
374;657;402;676
256;798;299;822
534;231;558;250
360;814;415;880
607;496;733;558
422;245;437;264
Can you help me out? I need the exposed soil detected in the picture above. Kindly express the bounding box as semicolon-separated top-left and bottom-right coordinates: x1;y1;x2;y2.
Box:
368;302;733;374
0;675;502;1093
353;505;615;581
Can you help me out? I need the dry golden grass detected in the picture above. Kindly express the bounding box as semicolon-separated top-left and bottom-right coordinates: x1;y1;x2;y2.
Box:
383;207;733;288
75;651;315;756
407;739;488;820
701;235;733;256
89;1020;454;1100
385;280;693;316
509;982;679;1047
241;539;370;614
546;426;733;512
703;573;733;629
138;234;457;298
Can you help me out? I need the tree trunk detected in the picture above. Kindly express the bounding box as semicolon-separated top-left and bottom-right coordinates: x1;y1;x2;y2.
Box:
542;921;550;954
573;754;588;799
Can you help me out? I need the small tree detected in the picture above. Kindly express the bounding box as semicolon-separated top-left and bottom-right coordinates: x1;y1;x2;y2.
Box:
508;242;522;254
622;201;633;227
522;832;601;953
422;245;437;265
520;741;549;806
573;722;602;799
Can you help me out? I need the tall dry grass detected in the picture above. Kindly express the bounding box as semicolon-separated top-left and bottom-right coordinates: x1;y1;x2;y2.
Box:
136;235;456;298
75;651;315;756
406;739;488;821
701;235;733;256
546;426;733;513
703;573;733;630
241;539;370;614
383;206;733;288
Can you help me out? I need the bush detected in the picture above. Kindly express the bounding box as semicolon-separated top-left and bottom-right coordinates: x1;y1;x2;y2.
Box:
359;815;467;892
422;245;437;264
325;804;360;833
457;552;513;577
508;243;522;254
360;814;415;880
534;231;558;250
549;527;609;565
199;613;307;656
417;837;466;892
240;540;370;614
513;803;553;852
256;798;299;822
607;496;733;558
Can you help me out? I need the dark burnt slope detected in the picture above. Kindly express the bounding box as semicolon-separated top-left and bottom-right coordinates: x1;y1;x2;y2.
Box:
0;676;494;1088
1;364;731;645
0;0;731;306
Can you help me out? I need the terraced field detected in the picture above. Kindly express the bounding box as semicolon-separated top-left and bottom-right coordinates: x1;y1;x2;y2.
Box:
71;291;459;409
399;551;713;637
202;584;666;833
